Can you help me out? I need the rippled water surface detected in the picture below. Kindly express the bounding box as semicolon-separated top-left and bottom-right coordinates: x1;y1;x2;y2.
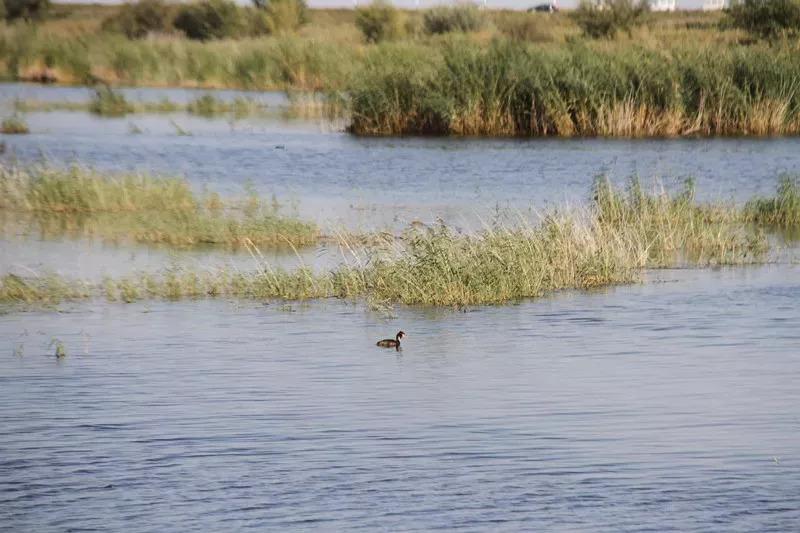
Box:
2;84;800;531
3;84;800;230
1;266;799;531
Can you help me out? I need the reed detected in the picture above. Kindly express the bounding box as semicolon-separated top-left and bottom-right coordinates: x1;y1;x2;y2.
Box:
0;164;319;248
1;115;29;134
744;175;800;228
348;41;800;137
2;176;778;309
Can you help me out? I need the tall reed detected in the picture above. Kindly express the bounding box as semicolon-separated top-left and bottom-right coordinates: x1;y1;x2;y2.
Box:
0;164;318;248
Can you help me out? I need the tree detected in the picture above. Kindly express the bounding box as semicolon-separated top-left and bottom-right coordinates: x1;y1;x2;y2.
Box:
173;0;245;41
356;0;405;43
3;0;50;21
727;0;800;40
572;0;649;39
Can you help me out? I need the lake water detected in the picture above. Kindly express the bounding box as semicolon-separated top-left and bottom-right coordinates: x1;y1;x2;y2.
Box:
1;84;799;531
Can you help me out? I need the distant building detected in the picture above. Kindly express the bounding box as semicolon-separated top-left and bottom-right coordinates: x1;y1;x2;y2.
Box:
589;0;677;11
589;0;678;11
702;0;727;10
649;0;677;11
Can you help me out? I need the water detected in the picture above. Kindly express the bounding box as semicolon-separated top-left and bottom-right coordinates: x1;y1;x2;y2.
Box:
1;266;799;531
1;84;800;530
3;84;800;230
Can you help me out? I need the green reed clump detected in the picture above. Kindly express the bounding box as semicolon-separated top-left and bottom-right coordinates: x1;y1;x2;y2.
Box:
348;40;800;137
0;273;90;305
89;86;134;116
592;177;767;266
422;5;485;35
1;115;29;134
0;164;318;248
744;175;800;228
186;94;265;116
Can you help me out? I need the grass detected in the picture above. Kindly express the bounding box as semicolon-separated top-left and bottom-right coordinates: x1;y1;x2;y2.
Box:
744;175;800;228
348;41;800;137
3;7;799;137
1;115;29;134
3;174;790;309
0;164;318;248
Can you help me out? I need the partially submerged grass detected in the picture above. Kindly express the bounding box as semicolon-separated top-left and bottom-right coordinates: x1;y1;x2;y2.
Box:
744;175;800;228
1;116;30;134
0;273;90;306
0;164;318;248
349;41;800;137
3;176;786;309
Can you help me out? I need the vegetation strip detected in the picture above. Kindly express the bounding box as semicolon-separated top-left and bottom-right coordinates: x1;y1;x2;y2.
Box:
3;168;798;309
0;165;318;248
4;4;800;137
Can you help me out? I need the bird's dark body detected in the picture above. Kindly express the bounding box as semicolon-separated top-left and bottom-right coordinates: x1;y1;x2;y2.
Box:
377;331;405;349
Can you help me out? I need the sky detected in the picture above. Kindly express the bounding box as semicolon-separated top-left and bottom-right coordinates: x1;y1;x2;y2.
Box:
54;0;714;11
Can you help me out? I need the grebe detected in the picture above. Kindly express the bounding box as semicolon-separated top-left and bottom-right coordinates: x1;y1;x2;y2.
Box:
377;331;405;349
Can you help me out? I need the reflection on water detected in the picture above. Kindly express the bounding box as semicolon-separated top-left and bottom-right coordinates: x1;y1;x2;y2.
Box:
1;265;798;531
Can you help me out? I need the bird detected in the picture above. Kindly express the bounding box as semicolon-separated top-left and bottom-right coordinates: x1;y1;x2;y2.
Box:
376;331;405;350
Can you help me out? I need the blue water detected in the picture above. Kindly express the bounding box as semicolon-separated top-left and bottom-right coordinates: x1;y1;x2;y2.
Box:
1;266;799;531
1;84;800;531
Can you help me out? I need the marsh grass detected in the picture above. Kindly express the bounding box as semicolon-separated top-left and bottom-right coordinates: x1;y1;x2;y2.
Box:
1;115;29;134
0;165;318;248
89;86;134;116
2;177;783;309
744;175;800;228
349;41;800;137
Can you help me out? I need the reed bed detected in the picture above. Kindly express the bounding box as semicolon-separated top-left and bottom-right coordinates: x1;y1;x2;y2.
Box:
744;175;800;228
1;115;29;134
349;41;800;137
0;164;318;248
3;176;785;309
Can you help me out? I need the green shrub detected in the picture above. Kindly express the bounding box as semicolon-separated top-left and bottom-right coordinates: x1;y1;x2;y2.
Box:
356;0;405;43
572;0;649;39
3;0;49;21
173;0;245;41
104;0;174;39
726;0;800;40
261;0;308;34
495;12;551;42
422;5;484;35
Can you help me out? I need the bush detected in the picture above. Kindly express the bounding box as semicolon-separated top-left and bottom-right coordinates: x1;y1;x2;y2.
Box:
104;0;174;39
3;0;50;20
726;0;800;40
261;0;308;34
495;12;551;42
572;0;649;39
422;5;484;35
356;0;405;43
173;0;245;41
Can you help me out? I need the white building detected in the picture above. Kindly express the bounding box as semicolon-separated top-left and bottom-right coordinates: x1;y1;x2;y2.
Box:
702;0;727;11
649;0;677;11
590;0;677;11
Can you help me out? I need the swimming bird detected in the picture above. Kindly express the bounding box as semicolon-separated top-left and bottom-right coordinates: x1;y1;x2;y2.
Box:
376;331;405;349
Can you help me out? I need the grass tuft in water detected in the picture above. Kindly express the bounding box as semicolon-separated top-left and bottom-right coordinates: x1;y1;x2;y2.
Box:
0;164;318;248
1;115;29;134
89;86;134;116
744;176;800;229
0;174;783;309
